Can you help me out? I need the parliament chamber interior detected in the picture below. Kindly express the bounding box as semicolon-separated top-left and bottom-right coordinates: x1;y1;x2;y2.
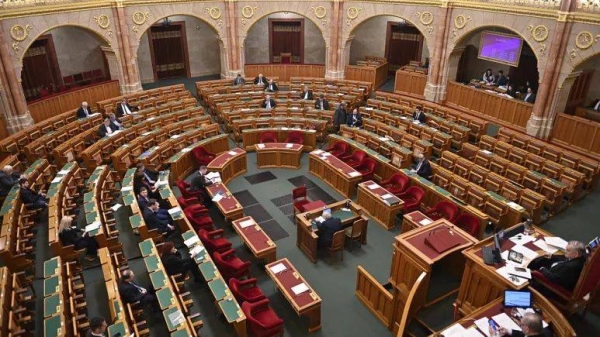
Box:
0;0;600;336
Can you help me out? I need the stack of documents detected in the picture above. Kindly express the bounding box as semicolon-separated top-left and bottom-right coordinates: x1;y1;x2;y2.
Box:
291;283;309;295
269;263;287;274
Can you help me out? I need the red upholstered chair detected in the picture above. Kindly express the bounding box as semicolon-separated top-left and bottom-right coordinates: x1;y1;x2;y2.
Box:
424;200;460;222
183;207;215;231
284;131;304;145
532;248;600;316
192;146;216;166
355;158;377;182
229;277;267;304
242;298;284;337
176;180;205;201
176;196;204;211
325;141;349;158
259;131;278;143
292;186;309;215
453;213;481;239
214;249;251;281
340;150;367;168
379;173;409;196
198;229;232;255
397;186;425;213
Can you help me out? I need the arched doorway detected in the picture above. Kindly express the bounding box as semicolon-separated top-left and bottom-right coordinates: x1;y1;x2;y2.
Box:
243;12;326;65
562;54;600;118
137;15;222;83
20;26;110;101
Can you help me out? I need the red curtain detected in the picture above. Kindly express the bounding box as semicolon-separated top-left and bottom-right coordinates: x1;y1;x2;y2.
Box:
270;21;302;63
150;24;187;79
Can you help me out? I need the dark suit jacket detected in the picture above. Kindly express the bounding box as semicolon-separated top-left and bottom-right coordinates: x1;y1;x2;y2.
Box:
76;107;91;119
265;83;279;92
138;195;150;210
505;89;517;98
412;111;426;124
142;207;170;233
589;99;600;110
143;168;159;182
98;124;113;138
524;93;536;103
20;187;42;205
110;119;123;131
233;77;246;85
118;280;146;304
261;99;277;109
0;171;18;196
59;228;82;247
496;75;508;86
333;108;346;126
317;217;343;248
314;99;330;110
162;251;195;276
540;255;586;291
511;329;552;337
415;159;432;179
116;103;136;117
301;90;314;100
254;76;268;85
191;172;213;191
346;113;363;127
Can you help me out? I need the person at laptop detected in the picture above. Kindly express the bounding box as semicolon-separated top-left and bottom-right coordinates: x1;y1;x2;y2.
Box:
528;240;586;291
316;209;343;249
411;153;432;179
492;312;552;337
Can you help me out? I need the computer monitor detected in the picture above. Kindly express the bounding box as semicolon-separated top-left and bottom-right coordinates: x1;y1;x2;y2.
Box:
493;232;503;263
504;290;532;308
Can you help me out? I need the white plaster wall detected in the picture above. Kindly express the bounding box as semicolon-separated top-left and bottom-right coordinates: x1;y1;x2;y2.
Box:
49;26;105;77
137;16;221;83
244;13;326;64
348;16;429;65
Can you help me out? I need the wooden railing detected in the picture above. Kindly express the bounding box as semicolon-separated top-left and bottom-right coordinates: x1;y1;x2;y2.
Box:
551;113;600;159
243;64;325;82
345;62;389;90
27;81;120;123
355;265;394;328
394;69;427;98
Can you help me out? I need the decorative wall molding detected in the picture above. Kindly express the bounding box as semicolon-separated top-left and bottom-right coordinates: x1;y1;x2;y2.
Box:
310;5;327;26
204;7;224;29
94;14;110;29
346;6;363;26
415;11;434;35
132;11;151;34
527;24;549;56
451;14;470;40
241;6;258;26
569;30;600;59
9;24;32;55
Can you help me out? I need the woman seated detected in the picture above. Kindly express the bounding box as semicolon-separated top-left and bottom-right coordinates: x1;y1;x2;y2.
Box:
58;216;100;261
160;241;202;283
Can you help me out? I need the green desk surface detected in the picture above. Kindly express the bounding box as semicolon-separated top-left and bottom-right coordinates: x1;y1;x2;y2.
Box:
219;298;242;323
46;186;59;198
130;214;144;229
112;299;122;319
208;278;229;301
332;209;356;222
122;176;134;186
44;314;63;337
171;329;191;337
85;210;99;224
123;193;136;206
25;159;44;175
83;192;94;203
194;249;208;264
170;209;183;220
139;239;154;256
44;275;60;297
150;270;168;290
434;186;450;196
163;307;185;331
144;255;161;273
487;191;507;202
199;261;218;281
181;231;195;241
44;257;60;278
530;170;545;178
107;321;127;337
44;293;61;318
157;287;175;310
84;201;96;213
549;178;567;187
159;188;172;199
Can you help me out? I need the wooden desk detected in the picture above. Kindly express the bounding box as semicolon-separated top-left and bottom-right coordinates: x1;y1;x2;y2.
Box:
231;216;277;263
242;127;317;152
400;211;433;234
167;134;230;183
308;149;362;198
394;69;427;99
205;183;244;221
295;200;366;263
356;181;404;230
244;64;326;81
207;148;247;185
456;225;555;317
255;143;303;169
265;258;322;332
345;62;389;89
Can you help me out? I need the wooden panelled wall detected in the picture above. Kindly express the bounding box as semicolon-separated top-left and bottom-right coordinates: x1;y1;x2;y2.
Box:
394;69;426;99
551;113;600;159
243;64;325;82
345;62;389;90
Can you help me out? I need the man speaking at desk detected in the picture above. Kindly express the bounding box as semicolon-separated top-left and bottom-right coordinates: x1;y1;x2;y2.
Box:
316;209;343;249
528;240;586;292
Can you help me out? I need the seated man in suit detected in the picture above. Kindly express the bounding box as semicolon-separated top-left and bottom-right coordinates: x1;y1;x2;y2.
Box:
495;70;508;86
524;87;536;103
142;199;176;236
265;79;279;92
116;98;137;117
314;94;330;110
108;113;123;130
118;270;157;308
301;86;313;100
136;163;159;185
76;101;92;119
588;98;600;111
138;187;169;221
19;178;47;209
254;73;268;86
160;241;202;283
0;165;22;197
98;118;114;138
86;317;107;337
191;165;213;192
412;106;426;124
494;312;552;337
346;108;363;128
316;209;343;249
261;95;276;109
528;240;586;291
412;153;432;179
233;73;246;86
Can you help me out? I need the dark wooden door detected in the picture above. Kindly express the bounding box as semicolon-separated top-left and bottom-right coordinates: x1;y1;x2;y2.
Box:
148;22;190;80
385;22;423;71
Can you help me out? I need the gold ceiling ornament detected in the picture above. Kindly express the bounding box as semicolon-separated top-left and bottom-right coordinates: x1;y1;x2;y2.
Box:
241;6;257;19
575;31;595;50
12;42;20;54
416;11;434;26
569;48;577;59
527;24;549;42
311;6;327;19
94;14;110;29
10;24;32;42
346;7;363;26
132;11;150;26
451;15;470;40
206;7;222;20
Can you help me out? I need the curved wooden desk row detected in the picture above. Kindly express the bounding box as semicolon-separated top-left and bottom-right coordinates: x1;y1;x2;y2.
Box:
196;77;280;98
207;91;362;112
202;83;364;102
345;61;389;89
168;134;230;182
222;108;333;133
244;64;326;82
116;98;200;128
239;124;319;151
96;83;187;113
213;98;349;117
255;143;303;169
0;154;26;178
0;266;34;337
308;148;363;198
289;77;372;96
207;148;248;186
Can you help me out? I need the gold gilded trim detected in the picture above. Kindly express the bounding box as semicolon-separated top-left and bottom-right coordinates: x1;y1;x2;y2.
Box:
575;31;595;50
241;6;256;19
132;11;149;25
94;14;110;29
206;7;222;20
10;24;32;42
311;5;327;19
418;11;434;26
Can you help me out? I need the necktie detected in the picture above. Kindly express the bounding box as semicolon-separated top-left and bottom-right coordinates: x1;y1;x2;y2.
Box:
594;101;600;111
123;104;131;115
416;161;423;172
131;282;145;293
85;108;89;117
267;101;271;109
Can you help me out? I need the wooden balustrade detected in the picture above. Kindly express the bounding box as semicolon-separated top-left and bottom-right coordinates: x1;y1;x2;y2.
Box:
243;64;326;81
551;113;600;160
355;266;394;327
345;62;389;90
394;69;427;99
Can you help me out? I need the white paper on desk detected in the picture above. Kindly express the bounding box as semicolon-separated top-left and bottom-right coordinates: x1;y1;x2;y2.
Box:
341;208;351;212
228;150;237;156
321;152;331;157
51;176;63;184
509;234;536;245
440;323;468;337
533;239;559;254
381;193;394;199
239;219;255;228
349;171;361;177
379;137;389;142
544;237;568;250
474;317;492;337
413;120;421;125
368;183;379;190
147;117;156;121
121;186;133;192
111;203;122;212
511;244;539;260
492;313;521;332
365;107;373;110
315;216;325;223
463;327;485;337
291;107;299;110
419;219;433;226
206;172;221;180
85;221;101;232
58;169;70;175
495;266;528;286
481;150;493;155
170;134;181;139
141;132;151;136
257;143;266;149
286;143;294;149
212;193;224;202
507;202;524;211
156;180;168;186
181;148;191;153
269;263;287;274
167;207;182;215
312;149;323;155
190;245;205;257
184;235;200;248
168;309;184;326
281;127;289;130
506;265;532;279
291;283;309;295
89;113;100;117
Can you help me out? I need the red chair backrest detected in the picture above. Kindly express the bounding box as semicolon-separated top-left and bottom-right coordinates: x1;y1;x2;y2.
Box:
193;146;209;156
394;174;409;189
436;201;459;220
454;213;480;238
407;186;425;201
259;131;277;143
288;131;303;141
292;186;306;199
335;142;349;152
574;248;600;300
364;158;377;171
177;196;191;208
352;150;366;162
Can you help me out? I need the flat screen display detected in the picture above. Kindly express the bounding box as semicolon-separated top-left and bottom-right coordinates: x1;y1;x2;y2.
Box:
478;31;523;67
504;290;531;308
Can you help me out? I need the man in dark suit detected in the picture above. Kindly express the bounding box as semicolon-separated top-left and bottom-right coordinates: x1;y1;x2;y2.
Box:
316;209;343;248
233;73;246;86
108;113;123;130
76;101;92;119
265;79;278;92
529;240;586;291
138;187;169;221
136;163;159;185
495;70;508;86
314;94;330;110
333;102;347;132
412;153;432;179
98;118;114;138
495;313;552;337
254;73;268;86
300;86;313;100
160;241;202;282
116;98;137;117
191;166;213;191
85;317;107;337
412;106;426;124
261;95;276;109
142;199;176;235
19;178;47;209
524;87;536;103
0;165;21;197
118;270;157;308
588;98;600;111
346;108;363;127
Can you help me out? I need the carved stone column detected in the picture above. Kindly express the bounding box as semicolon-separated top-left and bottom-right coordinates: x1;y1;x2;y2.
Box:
542;70;581;137
326;0;343;80
114;0;142;93
101;46;125;84
424;2;450;102
224;1;239;78
333;35;354;80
